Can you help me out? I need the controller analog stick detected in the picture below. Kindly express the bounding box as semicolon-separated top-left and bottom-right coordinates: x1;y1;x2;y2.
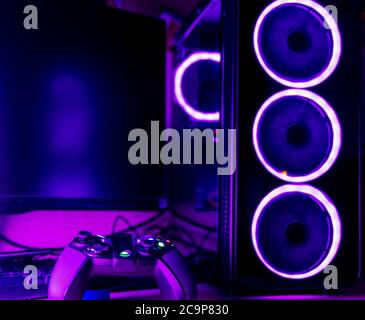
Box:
141;236;157;248
75;231;93;243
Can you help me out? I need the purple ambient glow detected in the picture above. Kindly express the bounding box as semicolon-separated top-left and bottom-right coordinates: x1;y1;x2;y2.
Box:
174;52;220;122
251;184;341;280
253;89;342;183
253;0;341;88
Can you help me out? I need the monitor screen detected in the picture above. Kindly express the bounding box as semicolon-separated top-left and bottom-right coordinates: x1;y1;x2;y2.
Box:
0;0;166;212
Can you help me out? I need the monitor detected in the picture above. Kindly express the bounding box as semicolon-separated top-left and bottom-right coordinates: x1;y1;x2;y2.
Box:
0;0;166;212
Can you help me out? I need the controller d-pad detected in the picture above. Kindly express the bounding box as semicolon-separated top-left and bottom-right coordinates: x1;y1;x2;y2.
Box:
85;243;111;256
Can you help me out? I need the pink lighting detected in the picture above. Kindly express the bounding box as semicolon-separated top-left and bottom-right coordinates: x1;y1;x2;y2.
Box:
253;0;342;88
251;184;341;280
174;52;221;122
253;89;342;183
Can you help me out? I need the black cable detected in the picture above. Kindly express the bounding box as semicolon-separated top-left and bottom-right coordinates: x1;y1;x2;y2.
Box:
169;208;216;232
199;229;214;248
143;225;163;234
115;208;168;234
0;233;63;252
144;224;214;254
0;213;63;252
0;207;213;253
1;207;215;233
144;224;198;247
0;249;60;259
0;234;36;250
0;210;167;252
170;234;214;253
112;215;134;234
167;225;198;246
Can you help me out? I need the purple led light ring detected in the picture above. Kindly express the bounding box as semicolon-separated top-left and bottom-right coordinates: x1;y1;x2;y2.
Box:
251;184;341;279
253;0;341;88
253;89;342;183
174;52;220;122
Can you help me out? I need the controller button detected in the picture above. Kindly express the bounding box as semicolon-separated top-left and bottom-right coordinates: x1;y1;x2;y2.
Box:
119;250;132;258
156;241;165;249
85;243;111;256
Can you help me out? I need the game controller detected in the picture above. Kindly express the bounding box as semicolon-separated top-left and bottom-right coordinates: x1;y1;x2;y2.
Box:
48;231;197;300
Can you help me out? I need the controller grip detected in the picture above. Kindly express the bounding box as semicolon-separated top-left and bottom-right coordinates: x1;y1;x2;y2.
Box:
155;249;197;300
48;246;91;300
